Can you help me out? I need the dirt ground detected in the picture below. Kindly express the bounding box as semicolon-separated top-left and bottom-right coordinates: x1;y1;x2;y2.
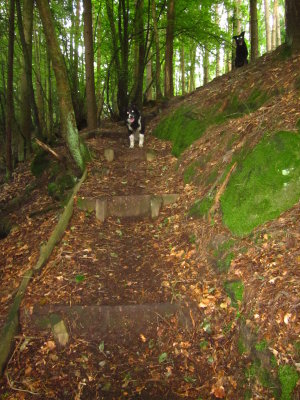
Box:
1;47;300;399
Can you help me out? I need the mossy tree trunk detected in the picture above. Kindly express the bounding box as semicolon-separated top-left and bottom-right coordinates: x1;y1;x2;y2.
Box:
35;0;85;173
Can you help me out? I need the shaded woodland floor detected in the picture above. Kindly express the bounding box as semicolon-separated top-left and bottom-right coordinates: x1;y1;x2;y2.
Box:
1;47;300;399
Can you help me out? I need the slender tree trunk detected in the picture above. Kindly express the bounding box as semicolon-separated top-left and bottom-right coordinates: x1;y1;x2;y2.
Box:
164;0;175;98
132;0;145;108
275;0;281;47
16;0;42;141
285;0;300;51
151;0;162;99
180;46;185;95
264;0;271;51
72;0;81;122
215;4;220;77
232;0;241;67
36;0;85;173
18;0;33;159
6;0;15;178
145;49;153;101
83;0;97;129
203;47;209;85
47;53;54;139
250;0;259;60
189;45;196;92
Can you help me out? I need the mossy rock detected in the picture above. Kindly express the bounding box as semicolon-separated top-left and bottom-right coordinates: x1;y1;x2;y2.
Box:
208;234;235;273
221;131;300;236
188;195;213;219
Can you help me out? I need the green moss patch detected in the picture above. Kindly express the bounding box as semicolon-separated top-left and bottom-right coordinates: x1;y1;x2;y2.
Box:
278;365;298;400
152;105;219;157
224;280;244;309
221;131;300;236
153;89;270;157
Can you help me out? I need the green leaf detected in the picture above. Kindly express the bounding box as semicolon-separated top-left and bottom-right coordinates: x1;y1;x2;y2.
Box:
99;341;105;352
75;274;85;283
158;352;168;363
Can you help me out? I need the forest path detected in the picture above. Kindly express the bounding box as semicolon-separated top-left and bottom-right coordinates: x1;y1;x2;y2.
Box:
16;123;208;399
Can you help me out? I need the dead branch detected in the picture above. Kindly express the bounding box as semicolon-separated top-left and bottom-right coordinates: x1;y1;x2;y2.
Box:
35;138;64;162
208;162;237;223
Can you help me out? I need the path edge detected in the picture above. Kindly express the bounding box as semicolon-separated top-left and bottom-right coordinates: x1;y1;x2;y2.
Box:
0;169;87;376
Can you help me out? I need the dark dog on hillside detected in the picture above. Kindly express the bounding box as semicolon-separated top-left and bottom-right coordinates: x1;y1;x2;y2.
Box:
233;31;248;68
126;105;145;148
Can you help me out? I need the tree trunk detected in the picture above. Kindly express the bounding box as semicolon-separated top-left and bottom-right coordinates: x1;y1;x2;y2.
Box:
264;0;271;51
18;0;34;159
132;0;145;108
151;0;162;99
145;49;153;101
36;0;85;173
250;0;259;61
16;0;43;142
275;0;281;47
285;0;300;51
72;0;81;123
189;45;196;92
164;0;175;98
6;0;15;179
203;46;209;85
83;0;97;129
232;0;241;67
180;46;185;95
215;4;220;77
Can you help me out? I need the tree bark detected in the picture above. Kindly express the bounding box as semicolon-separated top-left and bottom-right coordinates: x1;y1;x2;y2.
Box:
164;0;175;98
35;0;85;173
6;0;15;179
83;0;97;129
18;0;34;159
132;0;145;108
151;0;162;100
264;0;271;51
180;46;185;95
250;0;259;60
285;0;300;50
203;46;209;85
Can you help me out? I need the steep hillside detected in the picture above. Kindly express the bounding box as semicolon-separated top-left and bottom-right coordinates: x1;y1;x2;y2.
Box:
151;44;300;398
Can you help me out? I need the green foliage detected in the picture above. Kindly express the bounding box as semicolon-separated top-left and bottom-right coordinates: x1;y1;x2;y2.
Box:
278;365;299;400
221;131;300;236
211;237;235;273
224;280;244;309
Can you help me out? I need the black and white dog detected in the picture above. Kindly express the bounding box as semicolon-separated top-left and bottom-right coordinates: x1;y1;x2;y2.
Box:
233;31;248;68
126;105;145;148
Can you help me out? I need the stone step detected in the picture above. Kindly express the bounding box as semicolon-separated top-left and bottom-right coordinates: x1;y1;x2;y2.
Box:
20;302;192;346
77;194;179;222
